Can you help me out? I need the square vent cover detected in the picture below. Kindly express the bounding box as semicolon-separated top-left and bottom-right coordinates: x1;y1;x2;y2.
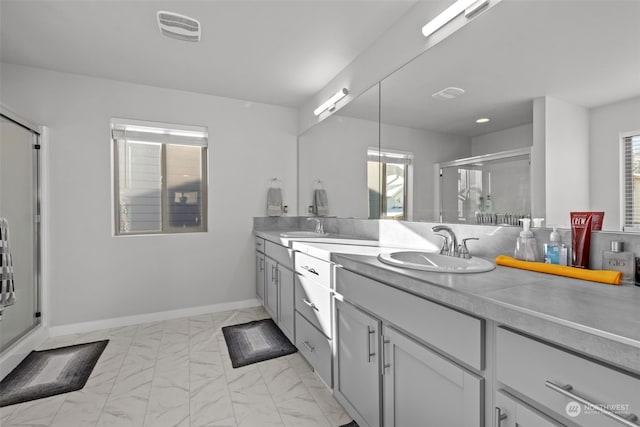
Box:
157;11;201;42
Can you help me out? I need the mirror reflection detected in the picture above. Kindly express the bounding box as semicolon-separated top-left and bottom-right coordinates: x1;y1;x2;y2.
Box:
297;83;380;219
298;1;640;230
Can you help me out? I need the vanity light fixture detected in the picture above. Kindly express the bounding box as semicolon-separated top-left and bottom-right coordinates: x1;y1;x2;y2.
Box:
476;117;491;124
313;88;349;116
421;0;489;38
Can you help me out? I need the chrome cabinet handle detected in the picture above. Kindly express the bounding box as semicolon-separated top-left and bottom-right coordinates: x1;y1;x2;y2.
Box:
276;269;280;285
382;338;391;373
494;407;507;427
367;326;376;363
301;265;319;275
302;299;319;311
545;380;640;426
303;341;315;352
259;258;264;272
271;265;276;282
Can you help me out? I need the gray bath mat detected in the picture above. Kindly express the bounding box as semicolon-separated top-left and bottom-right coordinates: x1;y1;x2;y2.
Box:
222;318;296;368
0;340;108;407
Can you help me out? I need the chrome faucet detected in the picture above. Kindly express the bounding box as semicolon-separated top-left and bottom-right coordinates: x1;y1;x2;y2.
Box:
432;225;458;257
307;217;324;234
432;225;480;258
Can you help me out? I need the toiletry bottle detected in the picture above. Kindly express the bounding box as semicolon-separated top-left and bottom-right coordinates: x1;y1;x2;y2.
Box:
544;227;567;265
514;218;538;262
602;241;635;284
484;195;493;213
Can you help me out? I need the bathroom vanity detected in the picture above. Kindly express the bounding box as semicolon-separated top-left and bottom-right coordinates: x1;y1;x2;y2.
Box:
254;227;640;427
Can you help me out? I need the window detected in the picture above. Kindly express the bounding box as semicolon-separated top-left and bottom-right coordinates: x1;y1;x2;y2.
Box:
623;132;640;231
367;148;412;220
111;119;208;235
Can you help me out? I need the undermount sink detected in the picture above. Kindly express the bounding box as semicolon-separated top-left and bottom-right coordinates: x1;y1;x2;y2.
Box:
280;231;329;238
377;251;495;273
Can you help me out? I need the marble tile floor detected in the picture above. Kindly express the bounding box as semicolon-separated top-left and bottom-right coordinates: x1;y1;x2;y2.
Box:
0;306;352;427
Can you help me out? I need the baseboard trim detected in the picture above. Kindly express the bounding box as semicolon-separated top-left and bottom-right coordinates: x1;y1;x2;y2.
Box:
0;325;49;379
49;299;262;337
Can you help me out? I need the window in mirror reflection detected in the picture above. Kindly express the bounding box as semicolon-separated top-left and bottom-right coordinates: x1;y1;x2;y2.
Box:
623;133;640;231
367;148;413;220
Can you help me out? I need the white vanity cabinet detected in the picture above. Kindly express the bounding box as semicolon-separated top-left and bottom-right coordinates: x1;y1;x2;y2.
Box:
334;267;484;427
382;325;483;427
262;240;295;342
495;390;566;427
496;327;640;427
294;251;334;386
334;299;382;427
255;237;265;303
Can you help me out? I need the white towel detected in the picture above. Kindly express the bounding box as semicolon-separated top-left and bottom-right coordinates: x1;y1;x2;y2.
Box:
313;189;329;216
0;218;16;321
267;188;283;216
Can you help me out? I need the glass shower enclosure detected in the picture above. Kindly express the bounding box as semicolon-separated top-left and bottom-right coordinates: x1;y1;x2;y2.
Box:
0;111;41;353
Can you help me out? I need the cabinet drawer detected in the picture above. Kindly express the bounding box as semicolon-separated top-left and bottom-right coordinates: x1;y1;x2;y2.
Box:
295;275;332;338
335;268;483;370
265;241;293;269
255;236;265;253
496;327;640;427
295;252;332;287
295;312;332;387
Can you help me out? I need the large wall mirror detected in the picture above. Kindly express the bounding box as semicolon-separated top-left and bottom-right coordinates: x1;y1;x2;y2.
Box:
298;1;640;230
298;83;380;219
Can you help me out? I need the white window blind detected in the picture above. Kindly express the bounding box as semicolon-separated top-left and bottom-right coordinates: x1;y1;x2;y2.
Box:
623;134;640;230
111;119;208;235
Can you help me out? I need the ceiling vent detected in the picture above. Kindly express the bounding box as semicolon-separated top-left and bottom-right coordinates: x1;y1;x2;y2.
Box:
157;11;201;42
432;87;465;100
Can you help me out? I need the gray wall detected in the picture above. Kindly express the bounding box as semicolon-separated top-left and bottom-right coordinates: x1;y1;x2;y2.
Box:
1;63;298;327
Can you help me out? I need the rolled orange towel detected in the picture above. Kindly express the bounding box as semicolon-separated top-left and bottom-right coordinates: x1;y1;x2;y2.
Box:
495;255;622;285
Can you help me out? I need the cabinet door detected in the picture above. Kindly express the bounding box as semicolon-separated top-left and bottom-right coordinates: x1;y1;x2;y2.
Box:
256;252;265;303
334;299;381;427
495;390;566;427
277;265;295;342
264;257;278;320
382;325;483;427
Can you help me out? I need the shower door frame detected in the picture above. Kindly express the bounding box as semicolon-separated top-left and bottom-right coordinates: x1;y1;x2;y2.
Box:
0;106;42;353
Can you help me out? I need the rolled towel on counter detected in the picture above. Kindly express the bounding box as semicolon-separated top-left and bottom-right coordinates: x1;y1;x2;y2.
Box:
266;188;283;217
313;189;329;216
495;255;622;285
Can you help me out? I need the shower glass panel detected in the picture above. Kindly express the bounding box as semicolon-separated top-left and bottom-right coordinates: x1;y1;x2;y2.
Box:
0;114;40;352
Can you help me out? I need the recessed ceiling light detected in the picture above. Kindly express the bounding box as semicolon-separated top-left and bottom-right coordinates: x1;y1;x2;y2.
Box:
476;118;490;124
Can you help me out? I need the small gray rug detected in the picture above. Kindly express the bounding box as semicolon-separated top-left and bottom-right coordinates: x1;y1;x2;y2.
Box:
222;318;296;368
0;340;108;407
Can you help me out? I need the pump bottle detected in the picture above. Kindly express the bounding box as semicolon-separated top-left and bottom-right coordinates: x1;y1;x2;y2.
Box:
514;218;538;262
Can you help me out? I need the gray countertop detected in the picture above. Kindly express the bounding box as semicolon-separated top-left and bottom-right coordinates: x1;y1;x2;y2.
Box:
255;229;379;249
255;229;640;374
332;252;640;374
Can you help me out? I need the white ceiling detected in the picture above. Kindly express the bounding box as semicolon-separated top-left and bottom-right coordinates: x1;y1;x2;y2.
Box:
341;0;640;138
0;0;416;108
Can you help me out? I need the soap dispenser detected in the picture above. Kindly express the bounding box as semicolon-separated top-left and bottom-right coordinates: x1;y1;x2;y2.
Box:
544;227;568;265
514;218;539;262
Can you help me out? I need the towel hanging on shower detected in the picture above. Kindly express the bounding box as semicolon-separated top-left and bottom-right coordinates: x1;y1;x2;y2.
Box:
267;178;283;216
0;218;16;321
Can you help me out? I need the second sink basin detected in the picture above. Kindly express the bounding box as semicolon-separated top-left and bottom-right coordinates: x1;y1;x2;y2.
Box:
378;251;495;273
280;231;329;238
